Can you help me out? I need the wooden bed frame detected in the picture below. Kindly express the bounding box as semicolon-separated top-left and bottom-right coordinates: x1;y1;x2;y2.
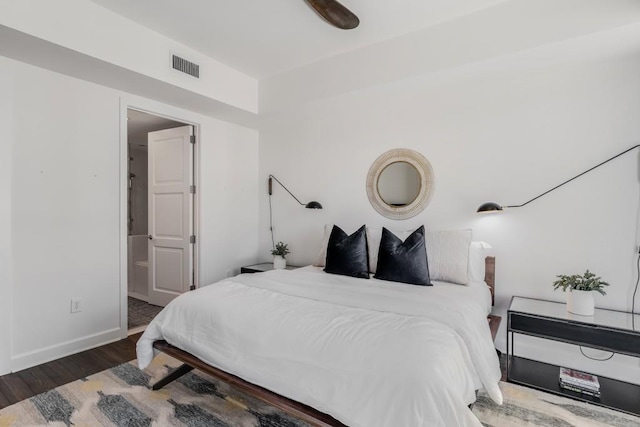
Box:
151;257;497;427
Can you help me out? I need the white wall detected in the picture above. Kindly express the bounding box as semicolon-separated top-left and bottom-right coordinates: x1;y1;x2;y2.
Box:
198;110;261;285
9;54;123;368
259;51;640;382
0;64;13;374
0;55;259;374
0;0;257;114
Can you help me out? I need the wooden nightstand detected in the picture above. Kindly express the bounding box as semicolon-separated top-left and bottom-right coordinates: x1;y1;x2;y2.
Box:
240;263;299;274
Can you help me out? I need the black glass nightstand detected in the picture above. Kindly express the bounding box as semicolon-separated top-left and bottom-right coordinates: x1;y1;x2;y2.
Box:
240;263;299;274
507;296;640;416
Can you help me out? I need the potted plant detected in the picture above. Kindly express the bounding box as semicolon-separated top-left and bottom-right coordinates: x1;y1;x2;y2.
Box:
271;241;290;269
552;270;609;316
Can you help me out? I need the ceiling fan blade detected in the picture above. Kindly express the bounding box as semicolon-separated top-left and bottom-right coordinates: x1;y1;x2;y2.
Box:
305;0;359;30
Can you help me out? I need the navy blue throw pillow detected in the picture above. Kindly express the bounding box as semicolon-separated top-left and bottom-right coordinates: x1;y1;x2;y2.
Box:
324;225;369;279
374;226;431;286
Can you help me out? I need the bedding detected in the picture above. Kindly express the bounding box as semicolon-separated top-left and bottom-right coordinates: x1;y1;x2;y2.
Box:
374;226;430;285
366;225;412;273
324;226;482;285
368;227;473;284
468;241;492;282
324;225;369;278
425;229;472;285
137;266;502;427
314;223;333;267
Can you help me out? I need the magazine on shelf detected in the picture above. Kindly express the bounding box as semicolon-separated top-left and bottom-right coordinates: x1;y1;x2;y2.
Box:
559;367;600;389
559;381;601;398
559;378;600;392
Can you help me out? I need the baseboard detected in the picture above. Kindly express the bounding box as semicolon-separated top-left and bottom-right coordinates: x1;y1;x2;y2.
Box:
128;325;147;335
10;327;123;373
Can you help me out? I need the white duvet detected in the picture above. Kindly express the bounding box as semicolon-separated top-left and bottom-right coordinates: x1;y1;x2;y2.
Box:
137;267;502;427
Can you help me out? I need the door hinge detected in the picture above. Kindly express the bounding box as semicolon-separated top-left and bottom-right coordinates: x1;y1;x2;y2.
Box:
190;135;196;144
190;235;196;244
190;185;196;194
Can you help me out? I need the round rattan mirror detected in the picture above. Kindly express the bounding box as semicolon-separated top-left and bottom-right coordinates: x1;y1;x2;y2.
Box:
366;149;435;219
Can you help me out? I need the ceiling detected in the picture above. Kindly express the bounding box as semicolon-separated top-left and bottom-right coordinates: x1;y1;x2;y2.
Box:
127;109;184;146
90;0;506;78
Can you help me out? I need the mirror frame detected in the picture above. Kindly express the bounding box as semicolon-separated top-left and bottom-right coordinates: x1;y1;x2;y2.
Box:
366;148;435;220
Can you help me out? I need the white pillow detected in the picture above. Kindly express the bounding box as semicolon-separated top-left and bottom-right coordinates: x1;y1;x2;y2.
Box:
366;226;413;274
468;241;492;283
425;229;472;285
314;224;333;267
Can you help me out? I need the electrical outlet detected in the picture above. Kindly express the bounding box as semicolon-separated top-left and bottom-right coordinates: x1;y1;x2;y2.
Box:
71;298;82;313
226;270;233;278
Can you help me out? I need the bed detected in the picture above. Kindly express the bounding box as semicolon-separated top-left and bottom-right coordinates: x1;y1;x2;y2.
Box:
137;253;503;426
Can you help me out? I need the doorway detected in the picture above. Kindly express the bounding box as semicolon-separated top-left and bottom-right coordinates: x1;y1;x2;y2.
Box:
126;108;197;333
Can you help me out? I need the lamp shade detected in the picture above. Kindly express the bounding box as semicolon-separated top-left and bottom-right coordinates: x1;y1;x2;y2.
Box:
477;202;503;213
305;201;323;209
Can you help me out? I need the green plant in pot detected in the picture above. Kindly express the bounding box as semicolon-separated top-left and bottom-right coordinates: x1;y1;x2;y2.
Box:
553;270;609;316
271;241;290;270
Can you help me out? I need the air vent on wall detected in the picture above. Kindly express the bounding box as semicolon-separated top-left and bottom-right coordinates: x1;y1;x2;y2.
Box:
172;54;200;78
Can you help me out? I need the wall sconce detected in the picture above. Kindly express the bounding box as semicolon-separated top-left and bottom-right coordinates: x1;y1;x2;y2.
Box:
268;175;322;249
268;175;323;209
478;145;640;212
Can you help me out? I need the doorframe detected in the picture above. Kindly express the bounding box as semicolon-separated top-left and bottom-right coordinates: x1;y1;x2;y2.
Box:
119;96;201;339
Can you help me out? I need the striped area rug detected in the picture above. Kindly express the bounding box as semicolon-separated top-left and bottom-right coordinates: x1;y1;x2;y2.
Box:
1;353;639;426
474;382;640;427
0;353;308;427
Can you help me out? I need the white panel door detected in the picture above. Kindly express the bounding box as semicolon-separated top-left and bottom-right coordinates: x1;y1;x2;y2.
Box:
148;125;193;306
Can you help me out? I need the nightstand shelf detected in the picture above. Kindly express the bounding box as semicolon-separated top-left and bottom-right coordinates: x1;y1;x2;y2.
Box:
508;356;640;415
240;263;299;274
507;296;640;417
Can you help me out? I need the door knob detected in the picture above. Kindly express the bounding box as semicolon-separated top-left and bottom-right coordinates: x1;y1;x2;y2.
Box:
148;235;153;240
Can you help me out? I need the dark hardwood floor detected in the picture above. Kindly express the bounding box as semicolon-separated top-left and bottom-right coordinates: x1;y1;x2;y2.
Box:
0;332;141;409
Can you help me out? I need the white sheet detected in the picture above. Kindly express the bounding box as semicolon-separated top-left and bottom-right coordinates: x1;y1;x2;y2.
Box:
137;267;502;427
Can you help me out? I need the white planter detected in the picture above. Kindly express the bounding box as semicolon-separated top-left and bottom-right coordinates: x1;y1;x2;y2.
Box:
273;255;287;270
567;289;595;316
